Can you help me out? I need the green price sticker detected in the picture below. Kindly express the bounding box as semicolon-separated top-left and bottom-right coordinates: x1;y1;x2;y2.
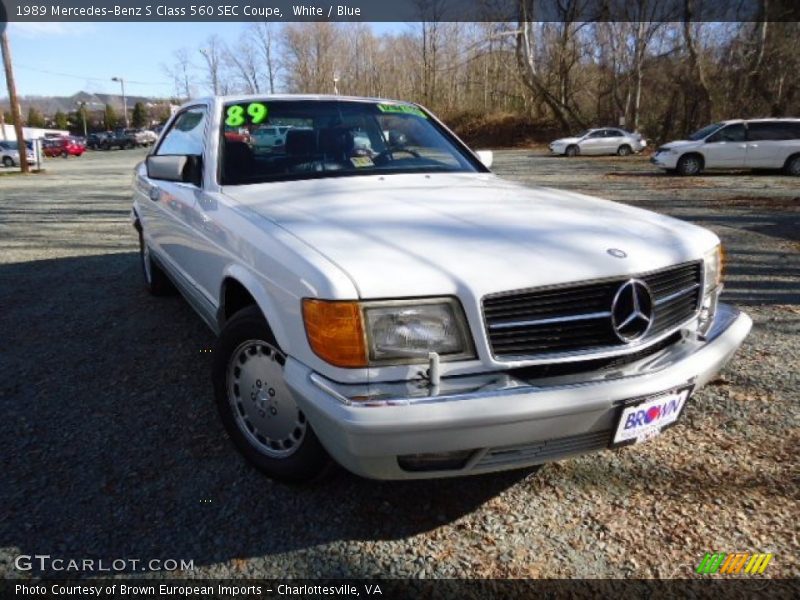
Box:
225;102;269;127
376;103;427;118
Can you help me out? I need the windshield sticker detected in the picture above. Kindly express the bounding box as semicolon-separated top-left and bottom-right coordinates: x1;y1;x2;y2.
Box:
225;102;269;127
350;156;374;168
376;104;427;119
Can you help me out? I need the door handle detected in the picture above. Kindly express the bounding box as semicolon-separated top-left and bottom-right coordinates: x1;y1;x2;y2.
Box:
149;187;161;202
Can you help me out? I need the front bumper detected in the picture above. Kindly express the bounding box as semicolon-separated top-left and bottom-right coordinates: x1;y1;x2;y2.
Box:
651;152;678;169
285;304;751;480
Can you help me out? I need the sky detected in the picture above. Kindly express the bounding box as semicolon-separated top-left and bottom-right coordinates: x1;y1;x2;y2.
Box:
3;21;405;99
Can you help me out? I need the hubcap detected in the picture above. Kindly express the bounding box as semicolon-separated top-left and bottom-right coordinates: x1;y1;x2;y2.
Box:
226;340;306;458
684;158;700;174
790;158;800;175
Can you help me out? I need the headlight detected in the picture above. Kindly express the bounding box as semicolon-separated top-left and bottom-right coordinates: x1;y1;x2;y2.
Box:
302;297;474;367
703;244;724;293
364;299;472;362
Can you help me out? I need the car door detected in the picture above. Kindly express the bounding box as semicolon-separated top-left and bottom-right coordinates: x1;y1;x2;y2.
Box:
137;105;210;296
578;130;606;155
604;129;625;154
702;124;747;168
745;121;794;168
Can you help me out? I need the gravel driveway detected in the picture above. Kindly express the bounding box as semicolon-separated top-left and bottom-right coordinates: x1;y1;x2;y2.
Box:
1;149;797;579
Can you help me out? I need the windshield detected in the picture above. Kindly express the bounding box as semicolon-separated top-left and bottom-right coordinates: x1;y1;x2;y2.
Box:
219;99;482;184
688;123;724;141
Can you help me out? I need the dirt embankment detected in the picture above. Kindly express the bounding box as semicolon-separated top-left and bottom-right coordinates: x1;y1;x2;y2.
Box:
443;111;563;149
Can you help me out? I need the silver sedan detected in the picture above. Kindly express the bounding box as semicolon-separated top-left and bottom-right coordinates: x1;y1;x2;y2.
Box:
549;128;647;157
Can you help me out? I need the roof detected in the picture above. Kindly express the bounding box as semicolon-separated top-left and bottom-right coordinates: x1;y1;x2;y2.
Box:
190;93;418;107
720;118;800;124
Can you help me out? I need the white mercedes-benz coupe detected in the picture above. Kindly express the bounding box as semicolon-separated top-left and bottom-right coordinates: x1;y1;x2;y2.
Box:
132;95;750;481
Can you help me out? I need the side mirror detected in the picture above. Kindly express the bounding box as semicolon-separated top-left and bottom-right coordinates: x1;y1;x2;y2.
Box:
476;150;493;169
146;155;202;186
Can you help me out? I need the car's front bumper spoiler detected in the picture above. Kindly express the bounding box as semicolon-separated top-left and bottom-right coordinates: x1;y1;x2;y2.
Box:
285;304;751;480
651;153;678;168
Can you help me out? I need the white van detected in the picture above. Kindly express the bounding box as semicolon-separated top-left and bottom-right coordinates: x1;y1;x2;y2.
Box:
651;118;800;175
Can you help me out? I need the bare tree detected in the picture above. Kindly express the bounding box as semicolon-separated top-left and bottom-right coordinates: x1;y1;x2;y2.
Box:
226;38;261;94
162;47;194;101
250;23;282;93
198;35;228;95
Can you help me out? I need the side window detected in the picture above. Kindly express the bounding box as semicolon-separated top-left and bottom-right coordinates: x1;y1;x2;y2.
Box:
748;122;796;141
606;129;622;137
587;131;603;138
156;107;207;156
708;124;745;143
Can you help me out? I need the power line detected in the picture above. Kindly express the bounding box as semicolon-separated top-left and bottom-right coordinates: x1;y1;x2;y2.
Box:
15;63;172;86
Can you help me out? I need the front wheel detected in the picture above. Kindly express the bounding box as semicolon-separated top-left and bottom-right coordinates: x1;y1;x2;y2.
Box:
565;145;579;157
617;145;632;157
676;154;703;176
61;150;69;159
213;306;331;482
2;156;13;167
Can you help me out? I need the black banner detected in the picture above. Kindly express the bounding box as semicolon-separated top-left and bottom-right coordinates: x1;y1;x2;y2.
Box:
2;0;800;23
3;579;800;600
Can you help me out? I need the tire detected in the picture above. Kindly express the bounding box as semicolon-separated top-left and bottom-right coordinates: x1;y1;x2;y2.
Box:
784;154;800;176
2;156;13;167
137;229;174;296
565;144;579;157
676;154;703;176
617;145;632;157
213;305;331;482
61;150;69;159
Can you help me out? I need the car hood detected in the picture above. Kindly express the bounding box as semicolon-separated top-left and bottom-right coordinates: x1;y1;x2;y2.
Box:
659;140;701;150
226;173;717;299
551;137;581;145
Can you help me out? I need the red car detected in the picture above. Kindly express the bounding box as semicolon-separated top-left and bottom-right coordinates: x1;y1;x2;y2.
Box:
43;137;85;158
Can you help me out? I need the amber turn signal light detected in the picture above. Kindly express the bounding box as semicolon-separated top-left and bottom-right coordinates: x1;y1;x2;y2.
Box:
302;299;367;368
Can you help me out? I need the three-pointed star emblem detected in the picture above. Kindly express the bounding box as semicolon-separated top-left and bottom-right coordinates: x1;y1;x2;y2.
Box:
611;279;654;342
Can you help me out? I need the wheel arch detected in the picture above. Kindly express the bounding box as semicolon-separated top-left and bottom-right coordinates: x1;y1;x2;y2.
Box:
217;265;291;352
783;152;800;169
680;151;705;168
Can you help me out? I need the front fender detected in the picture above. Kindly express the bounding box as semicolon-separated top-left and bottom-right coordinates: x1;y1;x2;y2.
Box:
218;263;293;353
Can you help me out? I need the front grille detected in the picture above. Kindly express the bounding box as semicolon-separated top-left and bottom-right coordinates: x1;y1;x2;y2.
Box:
483;261;702;358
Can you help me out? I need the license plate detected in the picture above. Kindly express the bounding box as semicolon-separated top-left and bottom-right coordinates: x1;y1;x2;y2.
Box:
613;388;691;445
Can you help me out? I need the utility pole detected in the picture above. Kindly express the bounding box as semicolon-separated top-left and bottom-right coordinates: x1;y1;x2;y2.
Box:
1;29;29;172
76;101;88;138
112;76;128;128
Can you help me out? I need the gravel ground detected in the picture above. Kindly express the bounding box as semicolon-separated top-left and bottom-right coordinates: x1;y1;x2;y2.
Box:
0;148;797;580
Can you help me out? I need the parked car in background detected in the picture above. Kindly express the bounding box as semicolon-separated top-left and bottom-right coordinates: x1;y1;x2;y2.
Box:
550;128;647;157
651;118;800;176
132;95;750;482
129;128;158;147
87;132;117;150
251;125;292;152
0;140;35;167
98;129;139;150
43;136;86;158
